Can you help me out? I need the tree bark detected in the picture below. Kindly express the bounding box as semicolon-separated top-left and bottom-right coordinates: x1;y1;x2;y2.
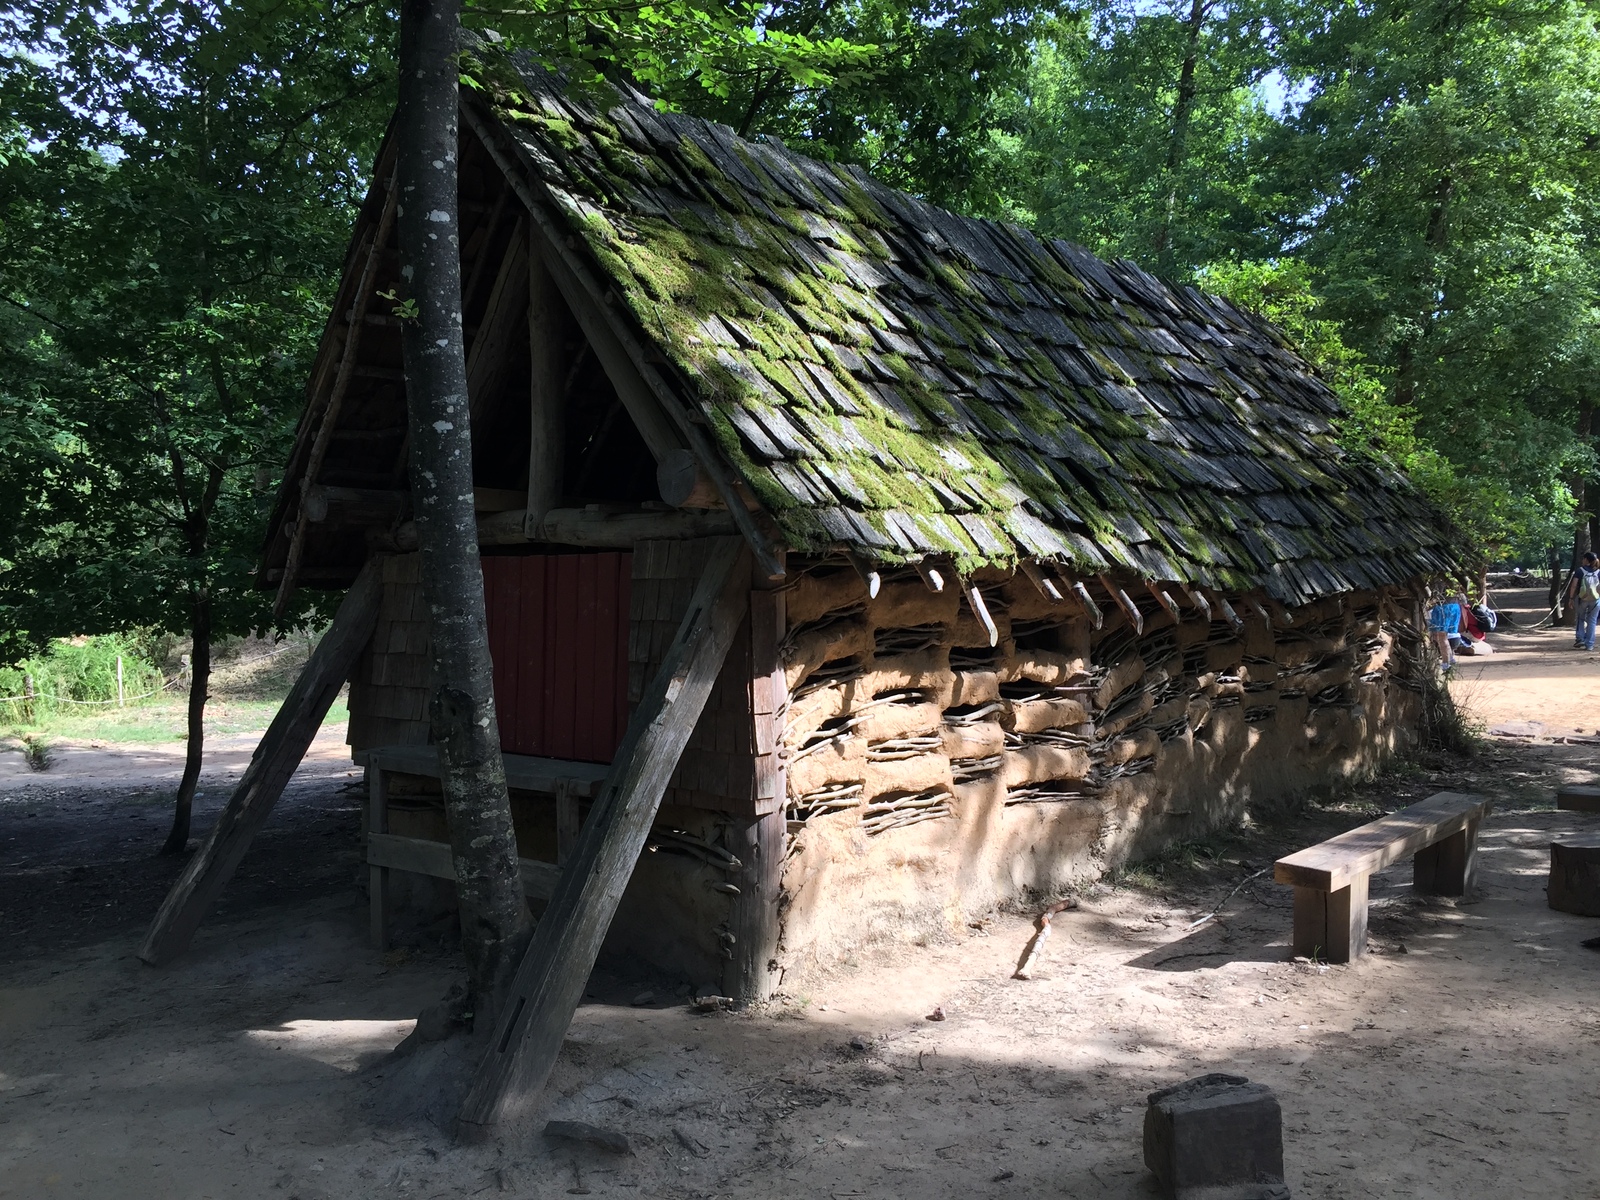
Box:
396;0;530;1014
161;588;211;854
1152;0;1208;272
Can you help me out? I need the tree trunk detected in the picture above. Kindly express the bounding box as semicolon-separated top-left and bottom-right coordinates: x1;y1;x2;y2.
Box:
1565;400;1595;626
396;0;530;1015
160;588;211;855
1152;0;1207;272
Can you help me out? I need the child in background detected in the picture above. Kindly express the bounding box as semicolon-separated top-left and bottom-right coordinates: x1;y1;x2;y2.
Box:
1427;594;1462;670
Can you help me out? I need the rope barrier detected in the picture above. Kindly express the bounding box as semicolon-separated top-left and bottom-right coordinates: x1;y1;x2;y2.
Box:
0;675;184;707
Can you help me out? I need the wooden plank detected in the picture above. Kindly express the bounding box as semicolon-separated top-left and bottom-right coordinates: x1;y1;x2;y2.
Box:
458;537;750;1133
720;808;784;1001
1274;792;1490;891
1291;875;1367;963
369;765;389;949
550;553;579;758
1413;818;1480;896
555;779;580;866
363;743;610;797
139;558;385;965
367;832;561;900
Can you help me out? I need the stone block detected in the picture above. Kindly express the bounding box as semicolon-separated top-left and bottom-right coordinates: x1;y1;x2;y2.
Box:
1143;1073;1290;1200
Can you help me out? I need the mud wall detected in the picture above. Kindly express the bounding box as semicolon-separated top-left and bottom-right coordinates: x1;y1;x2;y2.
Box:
774;561;1426;980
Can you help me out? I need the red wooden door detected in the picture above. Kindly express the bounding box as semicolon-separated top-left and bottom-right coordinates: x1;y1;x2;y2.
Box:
481;551;632;763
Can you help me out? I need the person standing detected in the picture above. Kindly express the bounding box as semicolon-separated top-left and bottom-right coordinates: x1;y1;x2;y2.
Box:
1567;552;1600;651
1427;593;1462;670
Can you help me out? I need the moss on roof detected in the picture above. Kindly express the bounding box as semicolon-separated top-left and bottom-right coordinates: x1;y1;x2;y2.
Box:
468;53;1454;602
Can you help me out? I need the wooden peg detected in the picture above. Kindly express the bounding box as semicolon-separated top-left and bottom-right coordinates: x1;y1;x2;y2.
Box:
847;552;881;599
1185;587;1212;623
1145;581;1181;622
1071;581;1104;630
966;584;999;647
1210;592;1245;631
1099;575;1144;636
914;558;946;593
1020;560;1064;602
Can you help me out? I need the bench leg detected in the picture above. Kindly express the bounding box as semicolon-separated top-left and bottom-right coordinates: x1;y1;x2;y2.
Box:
1413;817;1480;896
1292;875;1368;963
368;766;389;950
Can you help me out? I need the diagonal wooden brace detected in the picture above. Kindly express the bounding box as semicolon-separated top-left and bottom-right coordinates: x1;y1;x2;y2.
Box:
138;558;385;965
457;537;751;1134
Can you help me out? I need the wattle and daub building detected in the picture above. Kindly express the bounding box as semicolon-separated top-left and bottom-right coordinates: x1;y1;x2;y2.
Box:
263;50;1453;1000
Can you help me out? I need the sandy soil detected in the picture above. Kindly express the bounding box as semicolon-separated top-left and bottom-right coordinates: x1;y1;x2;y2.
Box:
1;590;1598;1199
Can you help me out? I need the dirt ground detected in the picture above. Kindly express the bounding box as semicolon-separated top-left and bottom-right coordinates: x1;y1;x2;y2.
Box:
2;586;1598;1199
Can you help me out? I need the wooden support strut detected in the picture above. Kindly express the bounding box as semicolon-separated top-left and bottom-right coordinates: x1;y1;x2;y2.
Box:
459;101;784;581
457;538;752;1133
275;187;397;618
140;558;385;965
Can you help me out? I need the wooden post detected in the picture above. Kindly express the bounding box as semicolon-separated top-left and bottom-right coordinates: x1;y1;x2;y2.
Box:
554;778;579;865
1548;838;1600;916
116;655;124;707
720;808;784;1002
369;763;390;949
1290;874;1368;963
457;537;750;1134
138;558;384;966
1413;816;1479;895
526;245;565;526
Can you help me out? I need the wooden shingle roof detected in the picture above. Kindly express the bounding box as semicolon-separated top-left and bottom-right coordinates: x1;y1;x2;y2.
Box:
469;54;1454;604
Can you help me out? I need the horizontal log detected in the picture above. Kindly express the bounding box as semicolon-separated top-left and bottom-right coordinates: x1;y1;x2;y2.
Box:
303;485;409;526
367;832;561;900
393;505;739;550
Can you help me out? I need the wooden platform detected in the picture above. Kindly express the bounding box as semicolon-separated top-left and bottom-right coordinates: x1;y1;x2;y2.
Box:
1275;792;1492;962
360;744;608;947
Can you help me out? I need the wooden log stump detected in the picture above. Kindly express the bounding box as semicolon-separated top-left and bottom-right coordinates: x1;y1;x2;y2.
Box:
1144;1073;1289;1200
1548;838;1600;917
1556;785;1600;813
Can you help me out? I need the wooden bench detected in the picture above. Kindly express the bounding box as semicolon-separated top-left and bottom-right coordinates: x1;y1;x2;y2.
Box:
356;744;611;949
1274;791;1492;962
1556;785;1600;813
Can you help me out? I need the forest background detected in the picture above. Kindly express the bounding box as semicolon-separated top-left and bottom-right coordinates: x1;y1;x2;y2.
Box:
1;0;1598;737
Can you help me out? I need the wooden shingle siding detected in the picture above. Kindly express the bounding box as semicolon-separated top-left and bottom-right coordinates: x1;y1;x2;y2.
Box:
346;553;432;752
630;539;766;815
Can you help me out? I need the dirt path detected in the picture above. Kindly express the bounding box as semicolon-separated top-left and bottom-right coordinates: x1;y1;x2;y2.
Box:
2;596;1598;1199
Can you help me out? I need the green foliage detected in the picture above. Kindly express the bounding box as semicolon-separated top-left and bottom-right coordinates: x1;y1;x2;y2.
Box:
0;0;394;658
0;634;164;723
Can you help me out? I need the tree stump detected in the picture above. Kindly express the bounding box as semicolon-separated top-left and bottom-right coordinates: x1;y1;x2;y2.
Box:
1556;786;1600;813
1548;838;1600;917
1143;1073;1290;1200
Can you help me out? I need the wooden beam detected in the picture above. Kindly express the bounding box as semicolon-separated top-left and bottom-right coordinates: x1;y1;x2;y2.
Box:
275;186;397;617
465;216;530;427
720;809;784;1002
366;832;561;900
139;558;385;965
303;485;409;527
457;537;751;1133
527;244;565;524
461;103;784;581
